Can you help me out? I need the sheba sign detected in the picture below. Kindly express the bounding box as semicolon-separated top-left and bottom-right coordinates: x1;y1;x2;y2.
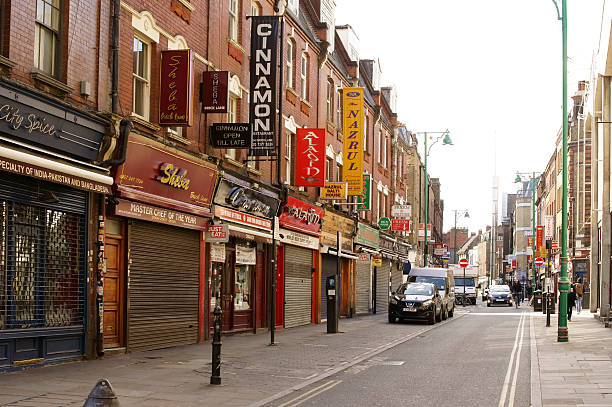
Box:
248;16;279;157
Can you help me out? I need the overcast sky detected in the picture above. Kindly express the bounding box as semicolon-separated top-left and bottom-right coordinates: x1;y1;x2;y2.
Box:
335;0;605;234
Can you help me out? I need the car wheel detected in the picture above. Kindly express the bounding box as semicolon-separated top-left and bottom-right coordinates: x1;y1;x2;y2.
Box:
508;303;512;307
472;298;476;305
388;313;396;323
448;304;454;317
428;311;435;325
442;306;448;320
487;303;491;307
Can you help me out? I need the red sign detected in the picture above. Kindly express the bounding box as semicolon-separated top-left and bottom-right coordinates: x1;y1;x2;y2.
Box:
115;134;218;217
215;205;271;231
113;199;208;230
159;49;193;126
536;226;544;250
391;219;410;231
279;196;325;235
535;257;544;267
295;128;325;187
552;240;559;249
202;71;229;113
459;258;469;268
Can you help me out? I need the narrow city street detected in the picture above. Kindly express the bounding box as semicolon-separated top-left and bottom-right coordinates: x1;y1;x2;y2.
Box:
265;299;531;407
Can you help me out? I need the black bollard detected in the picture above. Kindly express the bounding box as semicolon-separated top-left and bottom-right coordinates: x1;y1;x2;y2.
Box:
83;379;119;406
210;305;222;385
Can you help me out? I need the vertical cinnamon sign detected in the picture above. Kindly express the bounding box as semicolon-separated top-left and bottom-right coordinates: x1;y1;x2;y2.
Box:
159;49;193;126
295;128;325;187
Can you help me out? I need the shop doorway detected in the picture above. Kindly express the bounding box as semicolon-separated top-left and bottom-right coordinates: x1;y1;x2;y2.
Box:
103;220;125;350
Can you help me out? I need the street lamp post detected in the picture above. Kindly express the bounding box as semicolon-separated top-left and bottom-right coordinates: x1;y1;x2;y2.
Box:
452;209;469;264
417;130;452;266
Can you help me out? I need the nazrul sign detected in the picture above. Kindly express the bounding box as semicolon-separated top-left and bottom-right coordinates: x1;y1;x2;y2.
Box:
341;87;364;195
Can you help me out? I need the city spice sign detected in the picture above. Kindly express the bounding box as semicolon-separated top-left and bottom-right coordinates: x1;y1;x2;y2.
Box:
249;16;279;157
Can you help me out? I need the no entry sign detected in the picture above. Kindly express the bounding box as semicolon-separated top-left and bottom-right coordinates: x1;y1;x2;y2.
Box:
535;257;545;267
459;258;469;268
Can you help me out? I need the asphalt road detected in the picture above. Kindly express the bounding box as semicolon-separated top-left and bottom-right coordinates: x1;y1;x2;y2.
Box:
266;298;532;407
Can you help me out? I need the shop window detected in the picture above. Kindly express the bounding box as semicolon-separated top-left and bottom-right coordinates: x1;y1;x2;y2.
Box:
34;0;61;77
229;0;239;42
234;264;251;310
132;36;150;120
300;53;308;100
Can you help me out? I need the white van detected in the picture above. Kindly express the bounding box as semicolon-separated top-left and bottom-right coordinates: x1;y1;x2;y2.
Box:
406;267;455;318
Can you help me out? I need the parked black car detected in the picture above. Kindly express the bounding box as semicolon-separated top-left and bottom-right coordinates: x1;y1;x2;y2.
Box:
487;284;514;307
388;282;442;324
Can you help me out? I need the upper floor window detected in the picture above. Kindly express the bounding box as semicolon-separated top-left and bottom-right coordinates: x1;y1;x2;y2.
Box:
300;53;308;100
250;1;261;15
229;0;239;42
382;133;388;168
132;36;150;119
286;39;295;89
35;0;61;77
285;132;294;184
363;115;368;152
326;80;333;121
336;88;342;126
325;158;331;182
377;129;382;164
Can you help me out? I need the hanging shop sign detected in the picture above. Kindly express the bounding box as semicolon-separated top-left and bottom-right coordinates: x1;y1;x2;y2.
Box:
114;133;218;216
536;225;544;251
213;177;280;220
114;199;208;230
249;16;279;157
236;245;256;265
320;182;347;200
295;128;325;187
391;219;411;232
210;123;251;149
275;227;319;250
202;71;229;113
433;243;445;256
279;196;324;235
545;216;554;239
0;83;106;161
417;223;431;242
341;87;364;195
371;254;383;267
159;49;193;126
205;224;230;243
355;222;380;249
391;204;411;218
356;173;371;211
320;211;355;253
210;243;226;262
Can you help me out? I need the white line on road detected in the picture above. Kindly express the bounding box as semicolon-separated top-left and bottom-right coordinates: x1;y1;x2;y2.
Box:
508;313;526;407
469;312;527;316
498;312;526;407
276;380;342;407
530;314;542;407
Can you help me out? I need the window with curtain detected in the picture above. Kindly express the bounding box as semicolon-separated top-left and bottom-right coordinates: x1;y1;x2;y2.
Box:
132;36;150;119
35;0;61;77
300;53;308;100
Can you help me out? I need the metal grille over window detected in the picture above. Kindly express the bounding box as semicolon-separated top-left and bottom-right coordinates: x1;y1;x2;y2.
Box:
0;201;85;330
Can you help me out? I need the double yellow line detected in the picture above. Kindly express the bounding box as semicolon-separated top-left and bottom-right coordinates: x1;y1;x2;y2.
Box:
276;380;343;407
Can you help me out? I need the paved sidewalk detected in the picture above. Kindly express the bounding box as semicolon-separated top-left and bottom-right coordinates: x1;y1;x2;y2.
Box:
532;309;612;407
0;312;462;407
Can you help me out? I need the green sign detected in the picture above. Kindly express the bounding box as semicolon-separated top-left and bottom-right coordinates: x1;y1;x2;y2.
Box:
355;222;380;249
378;217;391;230
356;174;371;211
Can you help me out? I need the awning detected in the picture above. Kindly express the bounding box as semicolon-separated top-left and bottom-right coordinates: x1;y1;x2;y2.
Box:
228;223;273;243
321;245;359;260
0;143;113;194
356;246;379;255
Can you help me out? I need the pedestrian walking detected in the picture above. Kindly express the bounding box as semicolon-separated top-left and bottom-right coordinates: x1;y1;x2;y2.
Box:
512;280;521;308
567;285;577;321
574;278;584;314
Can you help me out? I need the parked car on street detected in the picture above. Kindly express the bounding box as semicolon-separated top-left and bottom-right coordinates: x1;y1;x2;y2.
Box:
407;267;455;318
487;285;514;307
388;282;442;324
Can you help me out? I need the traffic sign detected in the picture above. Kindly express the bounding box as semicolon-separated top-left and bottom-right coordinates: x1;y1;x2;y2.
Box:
378;217;391;230
459;258;469;268
535;257;545;267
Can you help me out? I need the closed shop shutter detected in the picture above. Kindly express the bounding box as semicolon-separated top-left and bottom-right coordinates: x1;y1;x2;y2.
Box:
376;262;391;313
391;262;402;295
128;221;199;352
284;245;312;328
355;260;370;314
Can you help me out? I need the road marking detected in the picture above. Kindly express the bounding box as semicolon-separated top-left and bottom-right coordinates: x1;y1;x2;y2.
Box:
469;312;527;316
497;312;526;407
508;313;526;407
530;314;542;407
276;380;342;407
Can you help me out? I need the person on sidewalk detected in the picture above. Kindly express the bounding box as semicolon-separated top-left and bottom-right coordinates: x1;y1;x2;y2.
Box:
575;278;583;314
512;280;521;307
567;285;577;321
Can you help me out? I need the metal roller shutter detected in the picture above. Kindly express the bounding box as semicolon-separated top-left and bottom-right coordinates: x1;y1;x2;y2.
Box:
284;245;312;328
355;260;370;314
376;262;391;314
391;262;402;295
128;221;199;352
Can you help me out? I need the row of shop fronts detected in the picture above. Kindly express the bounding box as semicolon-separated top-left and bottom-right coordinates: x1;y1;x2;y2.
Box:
0;83;415;371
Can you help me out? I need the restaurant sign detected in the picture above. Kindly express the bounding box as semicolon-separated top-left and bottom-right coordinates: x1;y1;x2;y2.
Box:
210;123;250;149
279;196;324;235
115;133;218;217
342;87;364;195
114;199;207;230
320;182;347;200
202;71;229;113
355;222;380;249
275;227;319;250
205;224;229;243
356;174;371;211
159;49;193;126
295;128;325;187
213;177;280;220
